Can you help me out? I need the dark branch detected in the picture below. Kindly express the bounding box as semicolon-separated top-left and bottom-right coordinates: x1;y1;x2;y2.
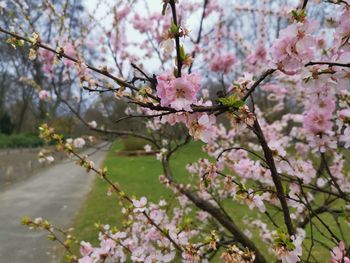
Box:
169;0;183;77
242;69;276;101
305;61;350;68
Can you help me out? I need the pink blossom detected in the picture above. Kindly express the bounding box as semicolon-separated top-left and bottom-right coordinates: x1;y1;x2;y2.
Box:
307;133;337;153
303;107;333;134
156;73;201;111
149;208;165;225
62;42;76;67
115;6;130;21
334;52;350;90
80;241;93;257
133;14;152;33
99;238;116;255
292;160;316;184
133;196;147;213
272;20;318;72
78;256;94;263
210;53;236;73
331;241;350;263
160;251;176;262
246;44;267;65
277;248;299;263
186;113;217;143
39;49;55;74
38;90;50;101
338;109;350;122
268;140;287;157
110;231;127;240
275;229;305;263
261;84;287;96
335;10;350;46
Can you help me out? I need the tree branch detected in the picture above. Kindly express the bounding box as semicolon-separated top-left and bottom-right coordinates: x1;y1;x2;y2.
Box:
305;61;350;68
252;119;295;237
169;0;183;77
161;158;267;263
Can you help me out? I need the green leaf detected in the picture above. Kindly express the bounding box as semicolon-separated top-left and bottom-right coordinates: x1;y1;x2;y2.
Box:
21;216;31;225
173;67;178;78
179;45;186;61
6;38;25;49
218;94;244;108
291;9;306;22
47;234;56;241
169;22;179;35
286;242;296;251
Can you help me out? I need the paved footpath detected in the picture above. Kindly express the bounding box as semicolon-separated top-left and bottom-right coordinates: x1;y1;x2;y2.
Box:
0;143;110;263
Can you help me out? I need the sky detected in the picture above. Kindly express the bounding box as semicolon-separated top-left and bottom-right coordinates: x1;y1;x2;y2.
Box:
84;0;168;72
85;0;162;24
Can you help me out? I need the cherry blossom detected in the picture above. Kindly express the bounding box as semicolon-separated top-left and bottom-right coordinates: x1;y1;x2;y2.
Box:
88;121;97;129
209;53;236;74
73;138;86;148
331;241;350;263
156;73;201;111
38;90;50;101
133;196;148;213
272;19;318;73
144;144;152;152
186;113;217;143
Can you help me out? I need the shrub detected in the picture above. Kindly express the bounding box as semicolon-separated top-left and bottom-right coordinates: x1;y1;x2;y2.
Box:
121;137;149;152
0;133;44;149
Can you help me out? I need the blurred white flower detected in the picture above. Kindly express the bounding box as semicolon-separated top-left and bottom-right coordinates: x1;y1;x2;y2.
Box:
156;148;168;161
202;88;209;98
34;217;43;224
144;144;152;152
46;156;54;163
73;137;86;148
253;195;266;213
88;120;97;129
316;178;327;188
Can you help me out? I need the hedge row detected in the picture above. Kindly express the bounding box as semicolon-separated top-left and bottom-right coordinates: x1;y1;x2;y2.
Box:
0;133;44;149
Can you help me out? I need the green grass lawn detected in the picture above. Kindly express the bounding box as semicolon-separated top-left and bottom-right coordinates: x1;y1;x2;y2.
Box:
66;140;349;262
